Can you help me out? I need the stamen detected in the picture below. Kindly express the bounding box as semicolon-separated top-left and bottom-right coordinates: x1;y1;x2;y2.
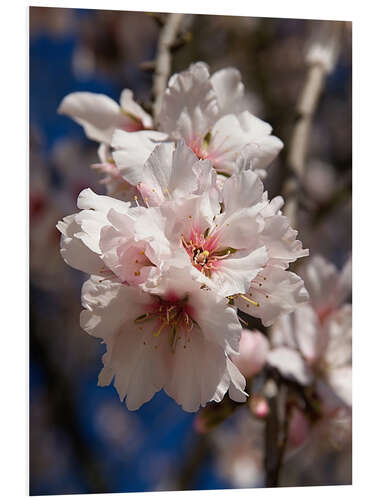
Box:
239;316;248;327
239;294;260;307
154;321;167;337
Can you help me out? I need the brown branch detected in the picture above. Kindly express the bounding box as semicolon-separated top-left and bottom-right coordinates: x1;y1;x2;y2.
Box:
152;12;185;123
263;378;291;487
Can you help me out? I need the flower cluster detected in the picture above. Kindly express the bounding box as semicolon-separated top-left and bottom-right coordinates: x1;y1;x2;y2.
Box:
268;255;352;410
57;62;309;412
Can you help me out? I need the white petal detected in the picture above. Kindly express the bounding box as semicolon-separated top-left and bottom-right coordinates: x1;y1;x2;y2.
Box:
236;267;309;327
208;112;283;175
222;169;265;214
267;346;313;385
58;92;122;144
159;62;219;141
325;366;352;407
210;246;268;297
260;214;309;266
57;215;103;274
300;255;338;308
111;129;168;186
164;329;228;412
77;188;130;213
323;305;352;368
111;320;170;411
119;88;153;128
210;67;245;115
226;357;248;403
294;304;323;363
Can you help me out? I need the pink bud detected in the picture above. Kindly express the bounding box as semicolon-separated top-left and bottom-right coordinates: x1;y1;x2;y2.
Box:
250;395;269;419
194;413;209;434
232;329;269;378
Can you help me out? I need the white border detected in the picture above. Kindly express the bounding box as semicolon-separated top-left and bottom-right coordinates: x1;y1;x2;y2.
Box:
2;1;373;499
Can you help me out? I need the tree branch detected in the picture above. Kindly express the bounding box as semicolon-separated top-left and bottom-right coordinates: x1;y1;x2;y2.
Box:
152;12;185;123
283;22;341;225
264;378;291;487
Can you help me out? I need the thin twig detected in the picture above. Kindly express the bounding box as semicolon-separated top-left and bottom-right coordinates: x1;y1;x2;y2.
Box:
152;12;185;123
283;22;341;225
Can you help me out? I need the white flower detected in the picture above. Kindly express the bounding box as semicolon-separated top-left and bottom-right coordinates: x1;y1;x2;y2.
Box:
113;139;215;207
112;62;283;183
57;188;130;276
80;270;247;412
115;141;308;316
158;62;283;176
267;255;352;408
57;187;186;289
58;89;153;145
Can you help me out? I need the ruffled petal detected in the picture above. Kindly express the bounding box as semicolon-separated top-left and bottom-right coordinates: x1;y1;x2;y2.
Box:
159;62;219;141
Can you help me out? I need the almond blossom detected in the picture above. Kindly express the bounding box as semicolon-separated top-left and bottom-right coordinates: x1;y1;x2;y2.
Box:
58;88;153;144
111;62;283;191
103;140;308;318
56;139;309;412
58;89;166;200
80;270;246;412
267;255;352;408
158;62;284;177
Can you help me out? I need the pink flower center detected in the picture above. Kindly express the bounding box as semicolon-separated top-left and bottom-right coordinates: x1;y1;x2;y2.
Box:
135;294;196;352
181;225;231;277
189;137;210;161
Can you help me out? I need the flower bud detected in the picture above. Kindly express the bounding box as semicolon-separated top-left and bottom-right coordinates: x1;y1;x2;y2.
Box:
232;329;269;378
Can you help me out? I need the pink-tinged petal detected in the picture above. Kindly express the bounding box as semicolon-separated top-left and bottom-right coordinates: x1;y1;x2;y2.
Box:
236;267;309;327
58;92;122;144
232;329;270;378
267;346;313;385
119;89;153;129
149;266;242;355
210;67;245;115
164;192;220;245
160;62;219;141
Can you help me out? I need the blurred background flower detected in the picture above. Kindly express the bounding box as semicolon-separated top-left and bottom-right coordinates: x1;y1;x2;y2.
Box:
29;7;351;495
